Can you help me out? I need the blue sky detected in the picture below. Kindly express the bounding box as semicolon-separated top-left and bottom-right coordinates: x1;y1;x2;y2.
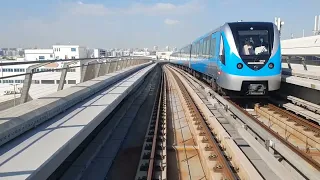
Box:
0;0;320;49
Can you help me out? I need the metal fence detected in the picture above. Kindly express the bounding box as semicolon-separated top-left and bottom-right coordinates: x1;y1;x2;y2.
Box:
0;56;151;111
282;55;320;70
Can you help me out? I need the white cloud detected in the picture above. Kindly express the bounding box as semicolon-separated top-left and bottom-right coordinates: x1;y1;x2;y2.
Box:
0;0;207;48
66;0;204;17
164;19;179;25
69;2;111;16
128;1;203;15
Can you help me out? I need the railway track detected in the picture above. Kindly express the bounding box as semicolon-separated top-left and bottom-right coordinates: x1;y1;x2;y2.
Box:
169;63;320;180
168;67;237;180
228;100;320;171
164;65;267;180
135;70;167;180
252;103;320;163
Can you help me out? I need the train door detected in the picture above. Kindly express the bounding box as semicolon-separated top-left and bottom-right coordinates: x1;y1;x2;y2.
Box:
217;34;225;73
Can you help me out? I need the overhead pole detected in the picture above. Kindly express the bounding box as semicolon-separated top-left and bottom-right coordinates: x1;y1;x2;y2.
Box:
275;17;284;37
313;15;320;35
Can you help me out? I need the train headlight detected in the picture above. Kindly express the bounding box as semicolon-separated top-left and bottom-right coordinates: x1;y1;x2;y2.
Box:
237;63;243;69
268;63;274;69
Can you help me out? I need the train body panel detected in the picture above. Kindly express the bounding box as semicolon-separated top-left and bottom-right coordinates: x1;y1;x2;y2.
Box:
170;21;281;95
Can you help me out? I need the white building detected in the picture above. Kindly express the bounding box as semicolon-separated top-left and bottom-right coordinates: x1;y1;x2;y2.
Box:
93;49;106;58
24;49;54;61
153;46;158;51
0;45;92;101
131;51;150;56
52;45;88;60
156;51;173;60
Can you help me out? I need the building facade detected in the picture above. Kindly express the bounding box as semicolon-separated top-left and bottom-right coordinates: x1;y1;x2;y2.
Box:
24;49;54;61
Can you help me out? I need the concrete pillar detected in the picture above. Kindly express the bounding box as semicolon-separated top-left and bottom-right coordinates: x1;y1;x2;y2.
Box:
285;56;292;70
58;64;69;91
57;61;78;91
124;59;129;68
80;60;98;83
80;63;88;83
114;60;119;72
95;62;102;78
20;71;33;104
301;57;308;71
20;62;51;104
105;62;111;74
128;59;133;67
108;61;115;73
120;60;125;70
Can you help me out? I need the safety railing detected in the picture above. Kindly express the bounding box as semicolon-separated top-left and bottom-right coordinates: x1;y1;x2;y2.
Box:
0;56;152;111
282;55;320;70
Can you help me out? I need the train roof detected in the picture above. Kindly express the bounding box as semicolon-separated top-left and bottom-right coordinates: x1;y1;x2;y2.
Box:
176;21;275;52
192;21;275;43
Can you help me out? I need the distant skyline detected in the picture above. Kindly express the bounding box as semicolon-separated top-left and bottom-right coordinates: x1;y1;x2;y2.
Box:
1;0;320;49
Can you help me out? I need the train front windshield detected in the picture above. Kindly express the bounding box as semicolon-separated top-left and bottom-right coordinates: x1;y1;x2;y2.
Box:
229;23;274;57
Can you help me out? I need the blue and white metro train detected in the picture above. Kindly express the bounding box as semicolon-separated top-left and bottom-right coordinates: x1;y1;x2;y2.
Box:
170;22;281;96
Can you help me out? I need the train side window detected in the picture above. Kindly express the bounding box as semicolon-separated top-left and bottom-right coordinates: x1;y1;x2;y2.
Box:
200;41;203;56
219;35;225;65
206;37;211;57
197;42;200;57
196;42;199;57
210;38;216;58
203;40;206;56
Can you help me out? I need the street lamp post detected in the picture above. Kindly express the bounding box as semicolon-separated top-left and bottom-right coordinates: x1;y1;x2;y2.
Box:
10;84;17;106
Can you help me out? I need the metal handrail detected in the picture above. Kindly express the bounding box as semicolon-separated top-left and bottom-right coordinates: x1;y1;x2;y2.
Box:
0;56;152;80
0;56;152;109
0;56;143;66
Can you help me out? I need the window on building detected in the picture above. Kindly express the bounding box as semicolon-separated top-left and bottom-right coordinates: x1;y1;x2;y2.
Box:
68;80;76;84
39;56;45;60
67;69;76;72
50;54;53;58
32;80;40;84
41;80;55;84
71;48;76;52
15;80;24;83
56;80;66;84
71;56;75;59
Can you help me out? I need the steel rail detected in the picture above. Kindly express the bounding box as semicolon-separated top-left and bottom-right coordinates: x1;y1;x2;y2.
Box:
168;67;237;180
147;71;164;180
267;103;320;134
228;100;320;171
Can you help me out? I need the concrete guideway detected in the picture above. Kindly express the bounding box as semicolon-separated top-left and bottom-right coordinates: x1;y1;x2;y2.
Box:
0;61;151;147
282;74;320;90
0;62;156;180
